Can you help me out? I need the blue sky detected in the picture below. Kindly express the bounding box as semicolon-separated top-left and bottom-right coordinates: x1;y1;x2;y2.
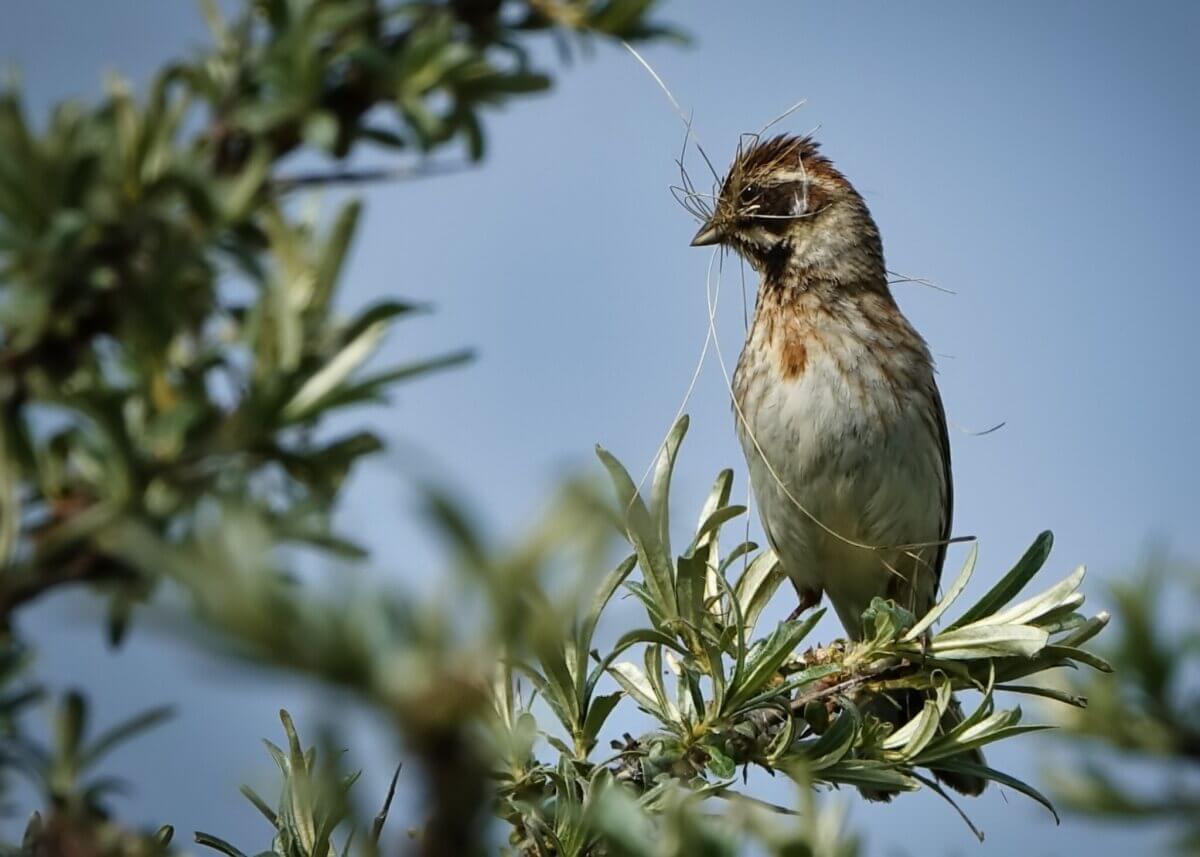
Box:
4;1;1199;854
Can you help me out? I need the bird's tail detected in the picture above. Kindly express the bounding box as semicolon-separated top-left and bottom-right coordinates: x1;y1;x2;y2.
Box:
858;689;987;802
929;695;988;797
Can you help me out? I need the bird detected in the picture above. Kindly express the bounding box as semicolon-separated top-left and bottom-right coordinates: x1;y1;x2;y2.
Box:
689;133;986;798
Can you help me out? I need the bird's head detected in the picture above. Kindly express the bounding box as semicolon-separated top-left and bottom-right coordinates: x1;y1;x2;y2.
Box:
690;134;883;283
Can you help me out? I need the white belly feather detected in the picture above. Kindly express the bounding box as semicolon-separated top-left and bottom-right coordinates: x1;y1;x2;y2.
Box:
734;321;945;637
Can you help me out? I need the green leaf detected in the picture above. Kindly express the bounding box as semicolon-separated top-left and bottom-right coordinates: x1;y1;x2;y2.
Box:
643;645;677;723
819;760;919;793
883;694;944;757
861;597;916;642
929;624;1049;659
905;541;977;641
238;785;278;825
280;710;318;854
648;414;688;558
726;610;823;710
582;692;623;748
733;550;783;643
730;663;841;715
577;553;637;680
973;565;1086;628
312;200;361;311
586;627;688;702
930;759;1060;823
609;661;665;719
79;704;174;769
803;706;859;770
55;692;87;766
930;724;1055;759
1058;611;1111;647
513;660;576;738
695;469;734;551
282;320;390;421
687;505;746;557
535;629;582;731
704;744;736;779
595;444;677;625
1039;645;1113;673
994;684;1088;707
951;531;1053;628
674;545;708;635
194;832;251;857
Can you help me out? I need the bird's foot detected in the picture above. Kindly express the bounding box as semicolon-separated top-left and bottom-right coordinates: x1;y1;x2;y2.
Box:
786;588;822;622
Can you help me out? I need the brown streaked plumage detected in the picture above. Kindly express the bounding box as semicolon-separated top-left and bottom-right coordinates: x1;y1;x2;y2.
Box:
691;133;985;799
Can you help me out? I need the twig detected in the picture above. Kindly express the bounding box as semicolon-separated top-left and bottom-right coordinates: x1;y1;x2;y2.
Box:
274;161;473;191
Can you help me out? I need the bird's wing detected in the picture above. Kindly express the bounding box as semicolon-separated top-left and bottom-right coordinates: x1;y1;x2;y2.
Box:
929;382;954;587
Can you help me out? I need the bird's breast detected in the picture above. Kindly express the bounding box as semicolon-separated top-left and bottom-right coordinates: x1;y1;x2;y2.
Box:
731;292;947;627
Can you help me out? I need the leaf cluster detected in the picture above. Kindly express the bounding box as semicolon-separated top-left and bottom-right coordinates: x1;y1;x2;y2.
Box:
1047;555;1200;854
0;0;678;853
483;417;1109;853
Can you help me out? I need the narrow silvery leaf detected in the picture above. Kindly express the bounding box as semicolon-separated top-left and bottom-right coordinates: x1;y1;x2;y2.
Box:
734;550;784;642
905;542;977;641
699;634;727;714
577;554;638;682
586;627;688;702
804;706;859;770
536;638;582;728
1041;645;1113;673
1059;611;1110;647
1032;609;1089;636
582;692;622;748
79;705;174;769
946;707;1022;745
731;663;840;715
820;760;920;793
882;697;940;754
648;414;688;558
282;320;388;421
885;679;950;756
194;833;251;857
595;445;677;623
928;760;1060;823
973;566;1086;628
608;662;665;719
727;611;823;710
695;468;734;548
718;540;758;577
688;505;746;555
645;645;680;722
675;548;707;632
280;712;317;855
938;724;1054;758
492;663;513;728
313;200;362;312
929;624;1049;659
995;683;1088;707
951;531;1053;629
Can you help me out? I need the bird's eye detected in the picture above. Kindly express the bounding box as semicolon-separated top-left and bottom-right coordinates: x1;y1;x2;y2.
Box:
739;184;760;205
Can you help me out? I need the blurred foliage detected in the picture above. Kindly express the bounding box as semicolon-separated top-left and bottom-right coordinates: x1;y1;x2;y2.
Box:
99;417;1109;854
1048;555;1200;854
0;0;1115;855
194;710;391;857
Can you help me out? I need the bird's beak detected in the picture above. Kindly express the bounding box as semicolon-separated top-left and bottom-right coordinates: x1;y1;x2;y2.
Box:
690;221;724;247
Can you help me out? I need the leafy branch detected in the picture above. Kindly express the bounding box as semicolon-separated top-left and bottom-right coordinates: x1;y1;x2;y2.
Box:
1047;555;1200;854
123;415;1111;853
